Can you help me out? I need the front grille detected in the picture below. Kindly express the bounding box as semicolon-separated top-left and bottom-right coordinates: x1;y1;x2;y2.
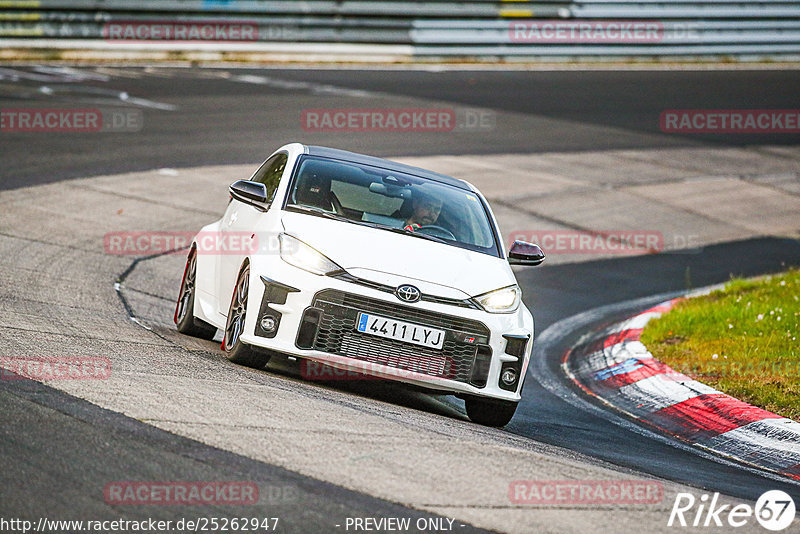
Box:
306;289;491;386
328;271;480;309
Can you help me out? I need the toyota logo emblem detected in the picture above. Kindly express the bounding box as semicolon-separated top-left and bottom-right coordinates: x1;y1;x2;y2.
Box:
395;284;421;303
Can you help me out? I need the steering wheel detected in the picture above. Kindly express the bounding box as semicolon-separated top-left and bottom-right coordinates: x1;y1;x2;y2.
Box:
417;225;456;240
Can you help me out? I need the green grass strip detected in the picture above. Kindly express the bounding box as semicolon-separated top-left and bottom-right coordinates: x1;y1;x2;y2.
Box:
641;268;800;420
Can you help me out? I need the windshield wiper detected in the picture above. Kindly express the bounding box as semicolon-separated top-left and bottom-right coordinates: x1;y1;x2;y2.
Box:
376;225;450;245
286;204;349;222
288;205;450;244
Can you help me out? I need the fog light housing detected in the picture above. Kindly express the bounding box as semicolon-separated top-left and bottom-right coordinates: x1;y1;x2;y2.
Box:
260;315;278;333
501;368;517;386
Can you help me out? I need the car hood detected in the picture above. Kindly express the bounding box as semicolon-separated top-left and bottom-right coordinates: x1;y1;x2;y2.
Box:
281;211;515;298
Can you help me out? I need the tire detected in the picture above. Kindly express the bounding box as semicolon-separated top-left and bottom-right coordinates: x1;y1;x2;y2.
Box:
464;397;518;427
175;247;217;340
223;263;271;369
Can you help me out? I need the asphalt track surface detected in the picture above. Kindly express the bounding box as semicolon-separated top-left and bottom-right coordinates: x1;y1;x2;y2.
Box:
0;372;486;532
2;66;800;529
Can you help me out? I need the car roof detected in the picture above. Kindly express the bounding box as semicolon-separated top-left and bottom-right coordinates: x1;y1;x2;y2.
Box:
304;145;473;192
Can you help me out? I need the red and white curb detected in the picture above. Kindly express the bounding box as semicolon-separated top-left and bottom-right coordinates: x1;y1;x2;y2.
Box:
563;299;800;481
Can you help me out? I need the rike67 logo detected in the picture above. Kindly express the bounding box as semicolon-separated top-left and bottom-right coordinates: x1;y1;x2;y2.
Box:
668;490;796;531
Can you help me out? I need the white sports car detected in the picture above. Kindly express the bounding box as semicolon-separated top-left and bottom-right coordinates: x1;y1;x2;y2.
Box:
175;143;544;426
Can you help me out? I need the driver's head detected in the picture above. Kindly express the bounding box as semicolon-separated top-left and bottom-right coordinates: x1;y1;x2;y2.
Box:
409;191;443;226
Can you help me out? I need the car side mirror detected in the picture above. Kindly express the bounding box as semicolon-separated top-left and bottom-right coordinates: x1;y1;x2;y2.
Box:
229;180;268;210
508;240;545;266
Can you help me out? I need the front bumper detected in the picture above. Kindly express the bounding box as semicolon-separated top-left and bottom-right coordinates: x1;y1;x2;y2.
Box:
239;259;534;402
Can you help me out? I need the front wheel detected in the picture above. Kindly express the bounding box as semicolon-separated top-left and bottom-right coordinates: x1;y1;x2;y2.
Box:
223;263;271;369
464;397;518;427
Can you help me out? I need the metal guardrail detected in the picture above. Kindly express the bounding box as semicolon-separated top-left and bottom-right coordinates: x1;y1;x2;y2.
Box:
1;0;799;58
0;1;567;16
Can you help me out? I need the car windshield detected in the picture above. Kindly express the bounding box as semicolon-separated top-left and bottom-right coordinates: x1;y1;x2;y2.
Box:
284;155;500;257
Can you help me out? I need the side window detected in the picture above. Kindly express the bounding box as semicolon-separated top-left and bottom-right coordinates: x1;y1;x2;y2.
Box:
251;153;288;203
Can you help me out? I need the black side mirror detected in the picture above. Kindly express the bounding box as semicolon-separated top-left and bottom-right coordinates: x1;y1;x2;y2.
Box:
508;240;545;266
229;180;268;209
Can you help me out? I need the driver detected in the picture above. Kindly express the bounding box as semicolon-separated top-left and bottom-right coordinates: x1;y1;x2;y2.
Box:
404;191;443;232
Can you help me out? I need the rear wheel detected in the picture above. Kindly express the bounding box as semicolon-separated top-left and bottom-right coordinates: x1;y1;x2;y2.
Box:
175;247;217;340
464;397;518;427
223;263;271;369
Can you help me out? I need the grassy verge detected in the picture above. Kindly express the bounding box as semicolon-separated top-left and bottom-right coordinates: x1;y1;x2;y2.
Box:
640;268;800;420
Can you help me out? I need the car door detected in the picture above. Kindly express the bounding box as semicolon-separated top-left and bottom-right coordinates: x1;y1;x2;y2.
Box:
216;152;288;316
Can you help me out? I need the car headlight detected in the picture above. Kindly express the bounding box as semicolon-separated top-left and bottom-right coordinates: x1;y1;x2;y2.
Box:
279;233;342;276
474;285;521;313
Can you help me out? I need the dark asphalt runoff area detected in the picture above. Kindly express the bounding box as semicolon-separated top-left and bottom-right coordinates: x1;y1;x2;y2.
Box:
1;66;800;527
2;67;799;191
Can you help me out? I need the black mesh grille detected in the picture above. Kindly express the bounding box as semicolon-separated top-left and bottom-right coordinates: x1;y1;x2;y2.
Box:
308;289;490;385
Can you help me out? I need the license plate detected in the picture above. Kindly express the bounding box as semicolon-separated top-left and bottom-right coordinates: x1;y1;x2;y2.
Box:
355;312;445;350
